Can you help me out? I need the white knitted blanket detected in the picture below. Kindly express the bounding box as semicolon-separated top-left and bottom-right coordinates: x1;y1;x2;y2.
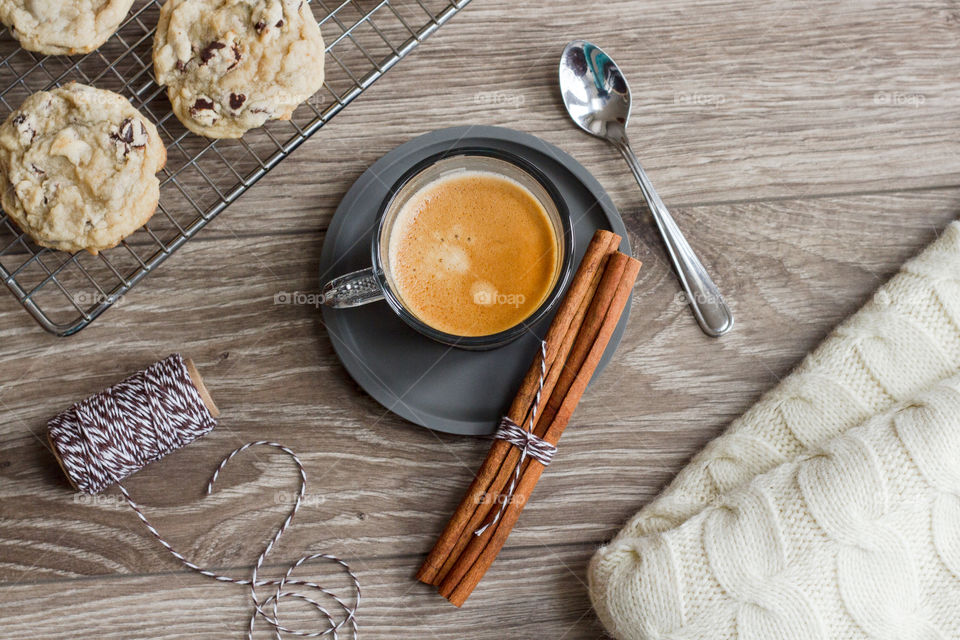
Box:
589;221;960;640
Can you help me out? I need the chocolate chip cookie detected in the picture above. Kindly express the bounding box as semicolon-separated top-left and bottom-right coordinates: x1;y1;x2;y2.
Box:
0;0;135;55
153;0;326;139
0;83;167;254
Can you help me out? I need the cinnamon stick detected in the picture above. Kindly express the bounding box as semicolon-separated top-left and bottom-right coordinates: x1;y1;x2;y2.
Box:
416;230;621;585
434;251;633;591
440;253;642;606
430;257;614;584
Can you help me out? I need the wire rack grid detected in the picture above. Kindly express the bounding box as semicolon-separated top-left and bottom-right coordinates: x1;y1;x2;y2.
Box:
0;0;470;336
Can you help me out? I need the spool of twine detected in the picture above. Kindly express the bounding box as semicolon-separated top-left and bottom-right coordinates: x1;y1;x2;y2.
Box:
46;354;359;638
48;353;219;494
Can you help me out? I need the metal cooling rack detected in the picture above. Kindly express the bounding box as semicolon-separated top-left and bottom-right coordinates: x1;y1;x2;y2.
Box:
0;0;469;335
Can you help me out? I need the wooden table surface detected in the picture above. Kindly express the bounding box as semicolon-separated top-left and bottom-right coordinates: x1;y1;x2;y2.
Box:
2;0;960;637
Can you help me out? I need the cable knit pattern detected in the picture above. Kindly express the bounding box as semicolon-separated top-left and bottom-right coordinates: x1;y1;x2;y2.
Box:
593;378;960;639
590;222;960;639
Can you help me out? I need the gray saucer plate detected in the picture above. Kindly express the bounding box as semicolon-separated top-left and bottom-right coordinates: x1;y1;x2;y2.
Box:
319;125;631;436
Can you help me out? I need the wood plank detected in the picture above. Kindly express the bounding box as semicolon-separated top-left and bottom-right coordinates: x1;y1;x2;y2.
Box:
1;189;956;584
0;544;604;639
178;0;960;237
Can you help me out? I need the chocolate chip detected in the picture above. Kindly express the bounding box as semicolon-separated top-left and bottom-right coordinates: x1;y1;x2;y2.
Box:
199;41;226;64
229;93;246;110
110;117;149;156
228;43;241;70
111;119;134;144
176;60;187;72
275;19;284;27
255;20;266;33
12;113;36;144
191;98;216;115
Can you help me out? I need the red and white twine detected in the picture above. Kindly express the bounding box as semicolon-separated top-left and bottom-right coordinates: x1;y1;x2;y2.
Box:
47;354;360;639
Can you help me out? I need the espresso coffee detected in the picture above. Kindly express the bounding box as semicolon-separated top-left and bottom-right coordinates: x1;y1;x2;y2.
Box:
387;170;560;337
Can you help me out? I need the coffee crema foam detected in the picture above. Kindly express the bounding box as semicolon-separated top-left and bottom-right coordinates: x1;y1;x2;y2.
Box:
388;170;560;337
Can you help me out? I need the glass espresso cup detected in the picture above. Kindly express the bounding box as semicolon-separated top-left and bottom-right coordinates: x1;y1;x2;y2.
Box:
321;149;574;350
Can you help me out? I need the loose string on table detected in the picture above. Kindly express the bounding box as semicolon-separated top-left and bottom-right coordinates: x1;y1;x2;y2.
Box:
475;340;556;536
47;354;359;639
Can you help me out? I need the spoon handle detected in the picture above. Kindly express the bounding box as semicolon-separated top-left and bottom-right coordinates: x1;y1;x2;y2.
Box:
615;136;734;337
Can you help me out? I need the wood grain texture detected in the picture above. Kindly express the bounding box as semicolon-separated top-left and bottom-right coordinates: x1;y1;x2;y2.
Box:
2;0;960;637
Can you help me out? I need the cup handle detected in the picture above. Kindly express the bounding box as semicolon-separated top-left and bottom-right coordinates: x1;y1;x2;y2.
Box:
322;267;385;308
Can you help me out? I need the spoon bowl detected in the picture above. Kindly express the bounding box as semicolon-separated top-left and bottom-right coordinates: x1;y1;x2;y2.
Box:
559;40;734;337
560;40;631;142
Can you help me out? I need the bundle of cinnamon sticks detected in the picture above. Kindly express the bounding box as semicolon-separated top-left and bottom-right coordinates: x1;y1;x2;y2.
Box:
416;229;641;606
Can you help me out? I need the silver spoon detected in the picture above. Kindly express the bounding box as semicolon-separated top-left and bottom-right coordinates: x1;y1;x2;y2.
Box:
559;40;733;337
